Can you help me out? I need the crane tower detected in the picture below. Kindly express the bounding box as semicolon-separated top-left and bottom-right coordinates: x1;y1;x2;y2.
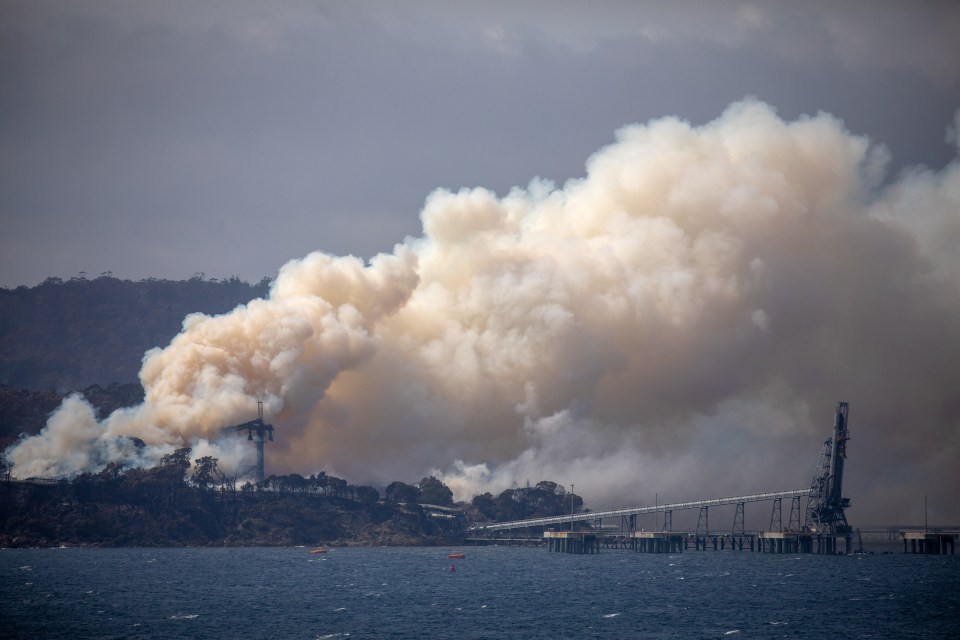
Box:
221;401;274;483
805;402;851;534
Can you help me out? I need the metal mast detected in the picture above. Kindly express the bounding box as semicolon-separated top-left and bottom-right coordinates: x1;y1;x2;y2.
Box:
221;401;274;483
805;402;851;533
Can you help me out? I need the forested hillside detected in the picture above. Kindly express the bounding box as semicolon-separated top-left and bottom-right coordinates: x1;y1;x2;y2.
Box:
0;453;465;547
0;443;583;546
0;275;271;391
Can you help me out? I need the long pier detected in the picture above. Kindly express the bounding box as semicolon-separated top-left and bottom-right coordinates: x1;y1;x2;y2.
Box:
465;492;958;556
466;402;957;556
469;527;958;555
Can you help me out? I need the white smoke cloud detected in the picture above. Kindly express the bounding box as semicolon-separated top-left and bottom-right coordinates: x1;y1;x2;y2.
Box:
6;248;419;479
6;99;960;523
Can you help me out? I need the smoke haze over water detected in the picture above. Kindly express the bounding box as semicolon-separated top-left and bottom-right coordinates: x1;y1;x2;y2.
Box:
6;100;960;523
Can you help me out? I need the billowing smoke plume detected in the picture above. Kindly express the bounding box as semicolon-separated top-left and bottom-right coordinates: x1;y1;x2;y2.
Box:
7;100;960;523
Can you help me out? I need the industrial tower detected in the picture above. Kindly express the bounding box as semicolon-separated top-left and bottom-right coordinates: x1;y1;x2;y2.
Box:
221;401;274;483
805;402;851;534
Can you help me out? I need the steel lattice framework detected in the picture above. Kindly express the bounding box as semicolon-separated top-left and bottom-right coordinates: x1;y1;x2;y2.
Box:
468;489;812;533
805;402;852;533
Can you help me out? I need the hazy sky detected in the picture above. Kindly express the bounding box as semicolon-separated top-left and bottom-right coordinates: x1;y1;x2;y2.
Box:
2;0;959;287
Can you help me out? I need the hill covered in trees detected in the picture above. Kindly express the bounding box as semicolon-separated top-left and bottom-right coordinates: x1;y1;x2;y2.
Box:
0;446;583;547
0;451;465;547
0;274;271;391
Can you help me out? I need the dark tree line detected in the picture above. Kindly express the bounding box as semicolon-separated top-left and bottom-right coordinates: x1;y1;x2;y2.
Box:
470;481;583;521
68;450;390;509
2;433;585;547
73;454;575;523
2;451;469;547
250;471;378;503
384;477;454;506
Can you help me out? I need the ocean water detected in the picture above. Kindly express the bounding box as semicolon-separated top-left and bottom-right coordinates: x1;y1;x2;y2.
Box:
1;546;957;639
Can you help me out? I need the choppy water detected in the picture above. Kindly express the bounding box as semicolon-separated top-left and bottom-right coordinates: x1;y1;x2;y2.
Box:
1;546;957;639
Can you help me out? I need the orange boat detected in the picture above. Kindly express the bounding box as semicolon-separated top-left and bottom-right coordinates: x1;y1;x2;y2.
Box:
309;547;328;554
447;552;465;559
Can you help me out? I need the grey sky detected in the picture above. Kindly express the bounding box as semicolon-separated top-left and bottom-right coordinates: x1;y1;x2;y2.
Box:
1;0;958;288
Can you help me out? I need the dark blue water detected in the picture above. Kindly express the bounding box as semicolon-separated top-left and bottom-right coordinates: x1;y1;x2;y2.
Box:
2;546;957;639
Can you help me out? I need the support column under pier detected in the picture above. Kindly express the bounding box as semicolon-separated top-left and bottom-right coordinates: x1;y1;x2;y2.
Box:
630;533;684;554
902;532;957;554
544;532;599;554
759;532;817;554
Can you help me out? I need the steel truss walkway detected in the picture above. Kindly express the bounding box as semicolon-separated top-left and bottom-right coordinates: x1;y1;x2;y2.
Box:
468;489;812;533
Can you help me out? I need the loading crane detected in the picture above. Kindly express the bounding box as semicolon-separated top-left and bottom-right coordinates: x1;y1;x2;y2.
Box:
221;401;274;483
805;401;851;534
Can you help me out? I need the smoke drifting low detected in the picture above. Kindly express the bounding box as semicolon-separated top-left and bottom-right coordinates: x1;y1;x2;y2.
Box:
7;101;960;523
